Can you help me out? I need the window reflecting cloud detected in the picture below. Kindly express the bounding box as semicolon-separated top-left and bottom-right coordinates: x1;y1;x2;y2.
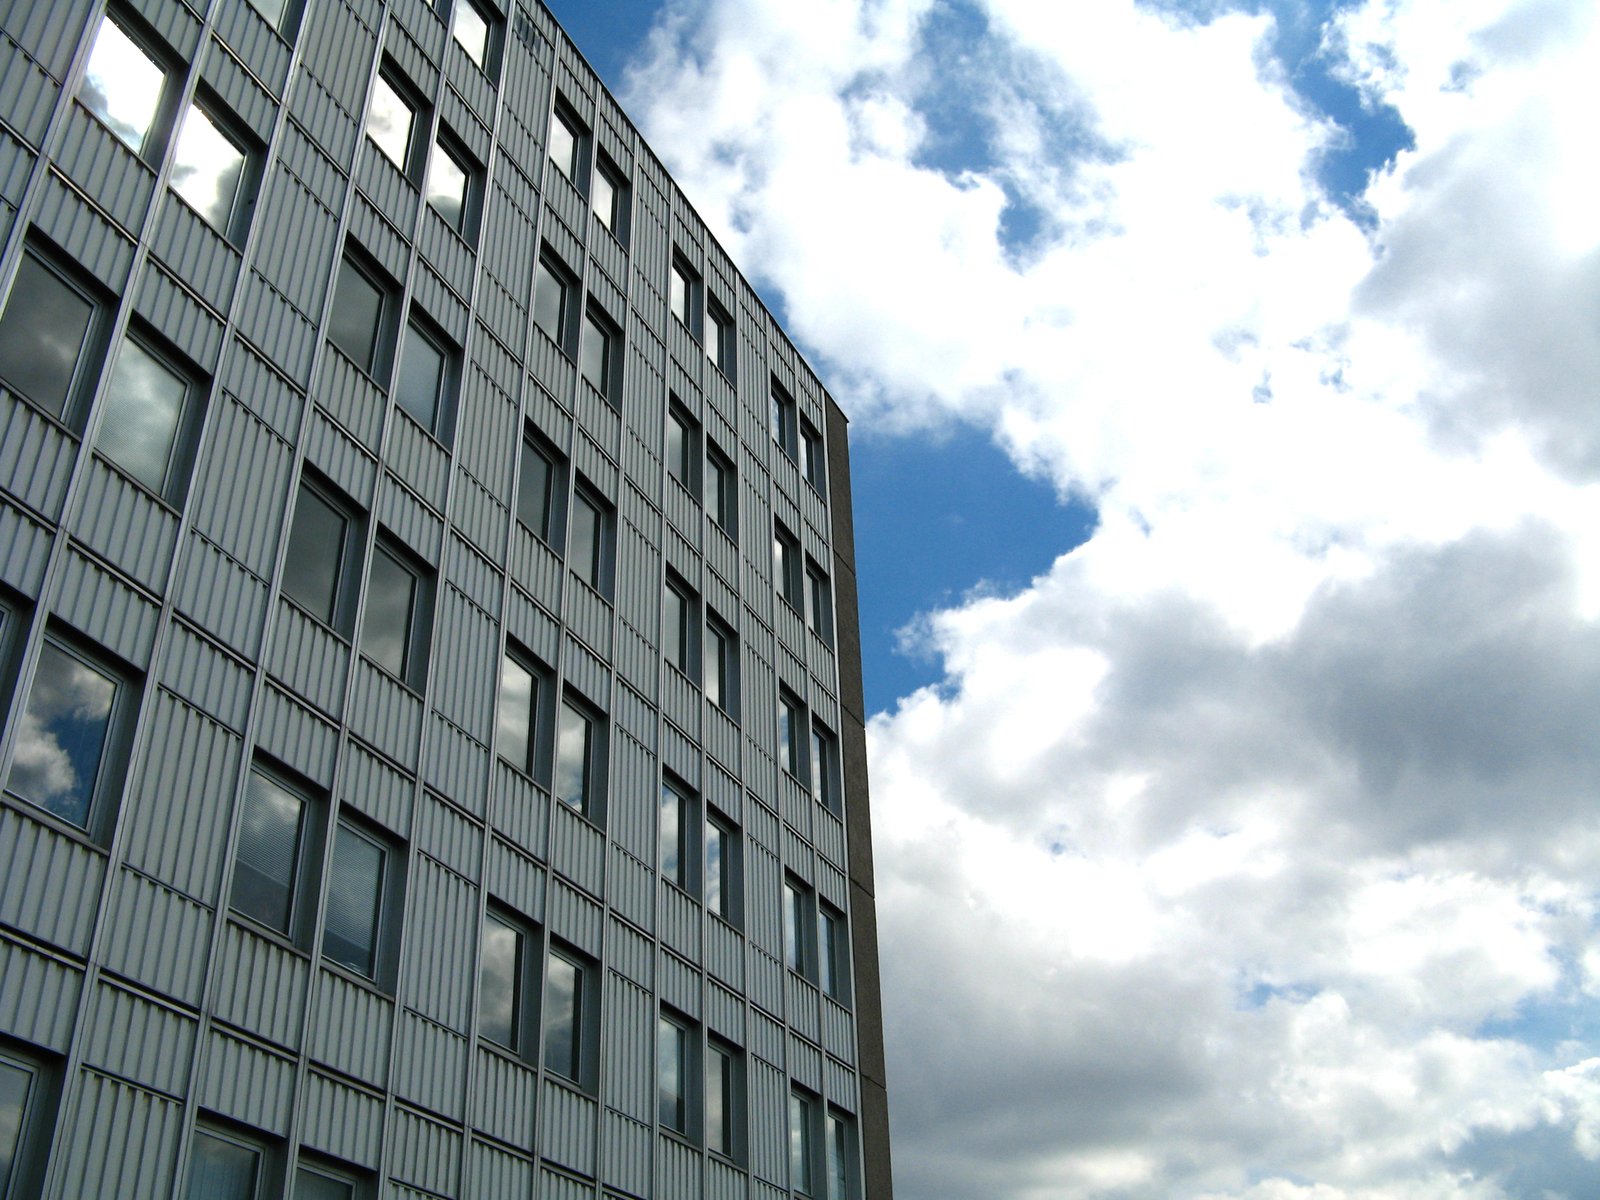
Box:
96;341;185;493
366;77;412;168
9;643;116;828
80;17;164;154
171;105;246;233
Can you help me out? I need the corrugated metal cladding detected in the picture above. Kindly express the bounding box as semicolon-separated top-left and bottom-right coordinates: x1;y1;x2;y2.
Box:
0;0;891;1197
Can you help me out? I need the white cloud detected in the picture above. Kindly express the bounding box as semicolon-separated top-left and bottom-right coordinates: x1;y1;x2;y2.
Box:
627;0;1600;1196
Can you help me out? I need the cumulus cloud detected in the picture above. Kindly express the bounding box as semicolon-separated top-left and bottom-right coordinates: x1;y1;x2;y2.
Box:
626;0;1600;1196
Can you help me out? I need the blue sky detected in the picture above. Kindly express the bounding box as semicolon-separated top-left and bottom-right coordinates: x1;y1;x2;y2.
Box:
547;2;1600;1198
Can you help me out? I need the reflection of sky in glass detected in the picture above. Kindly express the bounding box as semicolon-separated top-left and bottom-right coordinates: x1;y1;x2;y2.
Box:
533;260;564;343
427;141;467;231
244;0;288;27
231;771;304;932
790;1093;812;1192
580;312;606;391
396;325;444;431
81;17;164;154
172;105;246;233
591;169;615;229
362;549;415;679
323;826;384;977
549;112;576;178
706;1047;731;1155
555;701;589;810
0;1060;31;1195
479;915;519;1047
784;882;801;970
329;258;383;373
9;641;116;828
97;340;185;493
828;1116;848;1199
518;440;552;538
295;1167;354;1200
705;823;725;916
0;255;94;418
659;785;681;884
366;76;412;168
185;1130;258;1200
658;1017;685;1128
544;954;579;1077
497;655;533;770
283;487;345;623
820;910;839;996
451;1;488;67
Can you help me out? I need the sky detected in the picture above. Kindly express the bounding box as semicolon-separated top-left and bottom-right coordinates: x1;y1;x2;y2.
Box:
547;1;1600;1197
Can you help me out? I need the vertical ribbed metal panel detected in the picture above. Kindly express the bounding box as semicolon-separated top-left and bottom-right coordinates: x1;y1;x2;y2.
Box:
132;261;224;370
746;842;781;959
402;854;477;1031
0;0;90;75
661;711;698;782
175;532;269;659
607;914;653;988
0;499;50;595
822;998;856;1066
257;683;339;787
71;459;180;593
200;1028;297;1134
550;803;606;901
237;269;318;384
267;598;352;718
473;1046;538;1151
256;163;341;318
747;1058;788;1186
706;980;745;1047
341;739;414;839
609;728;653;861
159;620;252;730
707;1156;746;1200
317;348;386;453
563;632;610;709
443;531;501;614
394;1008;468;1121
825;1055;858;1114
0;35;58;148
99;870;210;1006
600;1110;652;1200
0;807;103;954
614;617;656;699
659;887;699;968
220;338;302;442
192;397;294;576
55;104;156;233
614;677;656;746
450;467;508;563
566;575;614;660
540;1080;598;1177
391;1104;463;1197
308;967;394;1088
706;916;744;992
0;935;82;1051
122;693;241;900
415;791;482;881
376;474;444;562
210;921;309;1050
433;584;498;739
389;414;452;513
749;1010;785;1068
302;1070;384;1168
347;658;423;770
606;847;652;935
749;950;783;1024
426;714;489;818
35;165;137;291
657;1134;700;1200
288;64;360;171
788;1033;821;1093
549;874;603;952
0;390;75;521
51;1071;182;1200
484;836;543;921
470;1135;537;1197
657;947;699;1018
490;761;549;862
51;546;159;666
601;970;651;1121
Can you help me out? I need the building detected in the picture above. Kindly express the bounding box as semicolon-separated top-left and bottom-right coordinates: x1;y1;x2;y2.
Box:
0;0;892;1196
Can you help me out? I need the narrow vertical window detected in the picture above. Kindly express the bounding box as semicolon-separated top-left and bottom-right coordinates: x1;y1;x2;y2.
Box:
451;0;491;70
496;650;540;776
708;300;735;377
329;254;389;376
549;102;586;186
361;541;430;689
704;618;736;715
784;877;812;975
366;73;416;172
660;781;696;892
569;484;610;595
658;1014;690;1133
231;767;312;936
805;560;834;643
544;948;586;1082
556;699;594;814
322;820;390;980
819;904;849;1002
533;256;571;352
705;815;738;925
790;1091;816;1196
479;911;522;1050
185;1127;263;1200
581;307;619;404
706;1040;737;1158
811;723;838;813
94;337;197;501
707;445;737;538
826;1110;854;1200
427;135;476;238
778;692;803;780
395;318;452;438
282;479;354;631
801;419;827;494
171;101;251;238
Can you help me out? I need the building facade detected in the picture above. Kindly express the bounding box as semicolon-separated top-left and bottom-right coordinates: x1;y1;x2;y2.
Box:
0;0;892;1197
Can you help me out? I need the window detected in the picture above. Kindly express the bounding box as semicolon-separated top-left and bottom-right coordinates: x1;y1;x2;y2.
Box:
705;813;739;926
707;443;737;538
790;1089;818;1196
670;257;700;339
0;245;105;423
805;559;833;644
6;633;133;836
282;475;359;633
771;381;798;462
548;101;586;189
496;645;547;779
660;779;695;893
366;68;420;176
664;574;697;680
666;402;698;496
427;133;478;239
517;429;564;545
774;524;802;611
231;764;318;940
706;1038;741;1161
826;1109;856;1200
296;1157;369;1200
321;816;401;984
703;615;737;717
0;1044;54;1200
79;12;169;158
544;944;593;1086
186;1124;267;1200
394;316;455;440
450;0;493;73
328;251;394;378
533;252;576;355
360;539;432;690
568;481;612;595
783;876;815;977
171;98;254;240
243;0;298;34
658;1012;692;1134
480;908;537;1058
819;903;849;1003
707;300;735;378
801;418;826;495
592;152;628;242
810;722;839;814
555;695;603;818
777;691;804;782
580;304;620;404
93;333;202;503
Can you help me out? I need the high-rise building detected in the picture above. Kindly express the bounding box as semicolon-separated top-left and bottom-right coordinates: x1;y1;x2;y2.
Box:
0;0;892;1196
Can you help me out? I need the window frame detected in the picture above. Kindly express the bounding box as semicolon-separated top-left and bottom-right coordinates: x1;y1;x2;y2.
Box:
790;1087;821;1197
703;612;738;718
328;246;399;383
242;0;304;38
0;241;110;427
495;641;550;783
657;1008;696;1138
0;1040;58;1200
826;1107;858;1200
704;809;741;929
229;759;325;947
281;471;362;637
78;8;177;163
705;1036;744;1164
591;149;629;244
659;776;697;896
777;689;806;783
366;61;427;181
555;691;606;822
801;417;827;496
666;399;700;498
670;255;702;341
804;557;833;644
707;298;735;379
320;812;405;990
91;326;206;506
533;249;578;357
516;426;567;548
580;301;621;406
170;89;259;244
664;571;699;682
810;720;840;815
478;904;539;1061
707;441;738;540
543;941;597;1090
426;127;481;243
359;534;433;692
774;523;803;612
568;479;614;598
185;1119;275;1200
394;311;458;444
819;901;850;1005
294;1153;373;1200
548;97;589;192
783;875;817;980
771;380;798;462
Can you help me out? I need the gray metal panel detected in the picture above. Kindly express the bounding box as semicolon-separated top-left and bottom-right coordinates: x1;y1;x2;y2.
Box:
601;970;651;1122
540;1080;598;1177
237;268;319;385
50;545;160;667
35;169;136;292
470;1130;537;1193
303;1069;384;1168
423;713;489;818
415;790;481;881
213;0;293;97
210;920;310;1050
432;583;497;739
657;944;698;1017
474;1047;538;1151
318;345;386;452
174;532;269;659
747;1057;787;1186
0;390;75;522
257;162;341;320
391;1103;463;1197
606;914;652;988
220;337;302;442
0;934;82;1051
484;835;543;922
50;1071;183;1200
341;739;414;839
268;597;352;719
550;800;605;900
548;871;602;951
606;846;652;936
600;1110;652;1200
200;1026;297;1134
99;869;211;1006
0;497;52;596
389;407;451;513
133;260;224;370
257;682;339;787
53;104;156;237
0;806;103;954
394;1007;468;1121
309;966;395;1088
402;853;477;1031
0;34;60;148
346;655;423;770
490;761;548;862
71;458;180;593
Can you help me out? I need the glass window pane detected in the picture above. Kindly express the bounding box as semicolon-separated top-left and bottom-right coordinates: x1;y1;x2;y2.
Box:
283;486;346;624
295;1169;354;1200
657;1017;686;1130
670;264;688;325
81;17;165;155
570;492;600;588
828;1115;849;1200
329;259;384;373
664;586;684;672
497;654;535;772
451;0;489;66
427;140;468;231
592;169;614;229
667;413;686;485
533;261;565;345
544;953;580;1079
323;824;385;977
790;1093;813;1195
659;785;682;887
706;1047;732;1156
245;0;288;27
555;701;590;812
784;882;801;971
581;313;607;393
705;821;727;918
517;440;553;538
231;771;306;933
819;910;839;998
362;548;417;680
703;627;722;709
0;1060;32;1197
96;340;187;494
9;641;117;828
479;913;520;1049
367;75;413;169
395;324;445;432
186;1131;259;1200
172;104;247;233
777;698;795;776
0;254;96;419
550;112;576;179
